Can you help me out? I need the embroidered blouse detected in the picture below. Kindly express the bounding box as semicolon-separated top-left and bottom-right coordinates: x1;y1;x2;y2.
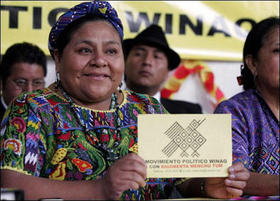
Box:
0;88;174;200
214;89;279;174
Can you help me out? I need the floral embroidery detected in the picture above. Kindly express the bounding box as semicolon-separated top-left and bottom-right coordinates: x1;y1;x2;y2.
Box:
4;138;22;155
51;148;67;165
49;162;66;180
129;143;138;153
1;89;173;200
72;158;93;172
57;131;71;140
101;133;109;142
11;117;26;133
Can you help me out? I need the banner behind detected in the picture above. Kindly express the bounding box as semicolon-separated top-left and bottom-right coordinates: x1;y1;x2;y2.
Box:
1;1;279;61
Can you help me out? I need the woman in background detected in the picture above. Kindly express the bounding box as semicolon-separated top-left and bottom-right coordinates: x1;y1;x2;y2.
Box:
215;16;279;196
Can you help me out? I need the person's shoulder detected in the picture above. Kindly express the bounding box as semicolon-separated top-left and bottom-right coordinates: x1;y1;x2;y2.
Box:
215;89;257;112
224;89;256;104
160;98;202;114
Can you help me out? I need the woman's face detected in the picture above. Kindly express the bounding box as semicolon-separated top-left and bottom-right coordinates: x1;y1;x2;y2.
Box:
255;27;279;91
54;20;124;107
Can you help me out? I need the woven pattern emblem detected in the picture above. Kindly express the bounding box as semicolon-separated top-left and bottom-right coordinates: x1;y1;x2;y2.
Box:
162;119;206;158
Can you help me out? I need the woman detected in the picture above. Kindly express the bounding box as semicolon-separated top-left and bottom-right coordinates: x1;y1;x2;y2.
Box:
1;1;248;200
215;17;279;196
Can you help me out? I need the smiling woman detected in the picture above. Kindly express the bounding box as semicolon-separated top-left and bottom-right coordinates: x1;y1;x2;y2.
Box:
0;1;173;200
0;1;250;200
53;19;124;109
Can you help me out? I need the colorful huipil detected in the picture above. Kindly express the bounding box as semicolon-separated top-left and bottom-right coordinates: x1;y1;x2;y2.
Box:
214;89;279;174
0;88;175;200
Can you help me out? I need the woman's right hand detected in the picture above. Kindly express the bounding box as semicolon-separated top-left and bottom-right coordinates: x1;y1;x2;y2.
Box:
100;153;147;200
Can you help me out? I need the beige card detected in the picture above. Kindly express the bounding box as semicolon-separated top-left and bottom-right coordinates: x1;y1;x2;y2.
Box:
138;114;232;178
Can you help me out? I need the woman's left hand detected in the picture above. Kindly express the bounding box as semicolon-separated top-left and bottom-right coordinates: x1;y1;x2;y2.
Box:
205;161;250;199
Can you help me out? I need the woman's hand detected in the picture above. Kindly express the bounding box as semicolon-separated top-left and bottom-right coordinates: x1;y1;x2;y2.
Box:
100;153;147;200
205;161;250;199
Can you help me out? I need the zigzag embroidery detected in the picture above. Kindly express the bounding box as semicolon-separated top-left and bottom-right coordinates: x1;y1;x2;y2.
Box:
25;152;38;166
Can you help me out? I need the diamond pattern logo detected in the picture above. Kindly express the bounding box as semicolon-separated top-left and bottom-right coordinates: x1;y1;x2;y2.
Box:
162;119;206;158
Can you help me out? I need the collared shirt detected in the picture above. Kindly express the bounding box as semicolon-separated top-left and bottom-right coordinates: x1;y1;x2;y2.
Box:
153;91;161;102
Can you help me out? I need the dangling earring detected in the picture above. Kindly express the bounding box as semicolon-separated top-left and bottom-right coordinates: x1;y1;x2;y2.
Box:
253;71;257;83
55;72;61;89
118;81;123;92
237;65;243;86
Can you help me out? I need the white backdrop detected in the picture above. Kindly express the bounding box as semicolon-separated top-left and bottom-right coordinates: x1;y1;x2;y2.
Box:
170;61;243;113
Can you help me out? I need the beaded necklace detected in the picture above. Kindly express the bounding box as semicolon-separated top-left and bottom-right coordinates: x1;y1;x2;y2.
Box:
59;83;122;162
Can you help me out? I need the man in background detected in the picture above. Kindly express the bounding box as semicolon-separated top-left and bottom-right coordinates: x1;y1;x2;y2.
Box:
123;24;202;114
0;42;47;120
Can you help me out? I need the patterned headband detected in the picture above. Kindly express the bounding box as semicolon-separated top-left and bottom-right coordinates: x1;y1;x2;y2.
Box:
48;1;123;57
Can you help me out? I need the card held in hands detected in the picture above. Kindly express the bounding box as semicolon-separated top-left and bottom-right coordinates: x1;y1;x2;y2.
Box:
138;114;232;178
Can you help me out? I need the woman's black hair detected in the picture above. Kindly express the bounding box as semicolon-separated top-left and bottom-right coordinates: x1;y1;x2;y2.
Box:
0;42;47;87
241;16;280;90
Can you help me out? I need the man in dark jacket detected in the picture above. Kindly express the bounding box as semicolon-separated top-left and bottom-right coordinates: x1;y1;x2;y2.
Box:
123;24;202;114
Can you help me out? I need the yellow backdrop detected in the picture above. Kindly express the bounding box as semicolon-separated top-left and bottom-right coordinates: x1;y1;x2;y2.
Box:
1;1;279;61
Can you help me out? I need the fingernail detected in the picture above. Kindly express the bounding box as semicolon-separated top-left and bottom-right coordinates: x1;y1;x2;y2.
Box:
225;179;231;185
